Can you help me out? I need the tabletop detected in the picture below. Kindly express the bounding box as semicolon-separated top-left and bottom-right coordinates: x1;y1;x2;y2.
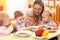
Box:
0;30;60;40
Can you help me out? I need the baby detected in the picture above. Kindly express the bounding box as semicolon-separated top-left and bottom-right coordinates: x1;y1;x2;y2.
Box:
41;10;57;28
14;11;25;31
0;13;13;35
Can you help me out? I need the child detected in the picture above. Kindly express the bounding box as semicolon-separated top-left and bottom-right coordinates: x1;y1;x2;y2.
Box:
14;11;25;31
0;13;13;35
41;10;57;28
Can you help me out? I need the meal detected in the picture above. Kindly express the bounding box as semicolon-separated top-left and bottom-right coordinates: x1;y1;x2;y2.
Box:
34;26;49;38
46;27;58;33
16;30;32;37
48;30;57;33
19;32;28;35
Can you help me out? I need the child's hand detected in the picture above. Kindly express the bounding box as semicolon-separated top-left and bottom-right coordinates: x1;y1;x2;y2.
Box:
26;17;35;25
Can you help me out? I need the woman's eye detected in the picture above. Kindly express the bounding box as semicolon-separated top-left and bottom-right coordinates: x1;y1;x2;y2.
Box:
38;8;41;10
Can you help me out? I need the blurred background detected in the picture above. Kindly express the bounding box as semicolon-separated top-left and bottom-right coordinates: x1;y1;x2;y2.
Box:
0;0;60;25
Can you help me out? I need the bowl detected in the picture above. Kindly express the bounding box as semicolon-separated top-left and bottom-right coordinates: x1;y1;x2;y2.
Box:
16;30;32;37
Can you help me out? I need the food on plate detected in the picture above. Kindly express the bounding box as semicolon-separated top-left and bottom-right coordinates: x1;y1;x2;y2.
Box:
16;30;32;37
51;27;58;30
38;27;44;32
35;30;42;37
46;27;57;33
35;27;49;37
35;28;44;37
46;27;58;30
19;32;28;35
48;30;57;33
47;27;51;30
42;31;49;37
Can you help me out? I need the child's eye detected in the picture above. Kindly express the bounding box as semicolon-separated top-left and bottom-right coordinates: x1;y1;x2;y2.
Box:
23;18;24;20
20;19;22;20
34;8;36;9
20;18;24;21
22;18;25;20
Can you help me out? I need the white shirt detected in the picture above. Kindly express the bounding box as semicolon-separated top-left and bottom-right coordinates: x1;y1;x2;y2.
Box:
0;26;13;35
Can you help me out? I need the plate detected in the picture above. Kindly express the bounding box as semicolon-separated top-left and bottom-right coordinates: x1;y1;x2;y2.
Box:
30;26;40;31
31;26;40;28
16;30;32;37
48;30;57;33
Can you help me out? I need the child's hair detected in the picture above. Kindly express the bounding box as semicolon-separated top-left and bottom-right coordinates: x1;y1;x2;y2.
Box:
0;12;9;26
42;10;52;17
47;10;52;17
3;18;11;26
0;13;3;26
14;11;23;18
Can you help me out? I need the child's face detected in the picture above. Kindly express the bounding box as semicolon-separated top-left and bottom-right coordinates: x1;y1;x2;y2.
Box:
42;13;51;22
3;19;11;26
16;16;25;24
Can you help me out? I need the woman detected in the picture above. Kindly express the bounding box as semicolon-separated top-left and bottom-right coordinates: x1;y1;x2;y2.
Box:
25;0;44;26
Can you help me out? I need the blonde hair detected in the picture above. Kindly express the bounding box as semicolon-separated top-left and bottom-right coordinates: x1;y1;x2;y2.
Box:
0;12;10;26
42;10;52;17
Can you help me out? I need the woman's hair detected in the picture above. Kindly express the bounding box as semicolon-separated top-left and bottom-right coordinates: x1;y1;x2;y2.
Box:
14;11;23;18
33;0;44;14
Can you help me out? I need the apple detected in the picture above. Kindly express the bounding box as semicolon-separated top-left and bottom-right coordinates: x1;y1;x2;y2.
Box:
35;27;44;37
38;27;44;32
35;30;42;37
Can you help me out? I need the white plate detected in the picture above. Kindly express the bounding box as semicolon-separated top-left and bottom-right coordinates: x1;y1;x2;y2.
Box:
31;26;40;31
16;30;32;37
31;26;40;29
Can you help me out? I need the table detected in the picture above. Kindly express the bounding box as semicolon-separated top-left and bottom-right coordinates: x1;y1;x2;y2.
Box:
0;33;35;40
0;30;60;40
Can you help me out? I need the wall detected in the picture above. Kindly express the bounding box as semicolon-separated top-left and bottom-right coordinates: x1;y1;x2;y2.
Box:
6;0;28;18
0;0;6;11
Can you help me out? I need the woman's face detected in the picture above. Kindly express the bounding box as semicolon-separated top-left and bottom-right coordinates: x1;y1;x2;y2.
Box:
33;4;42;15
